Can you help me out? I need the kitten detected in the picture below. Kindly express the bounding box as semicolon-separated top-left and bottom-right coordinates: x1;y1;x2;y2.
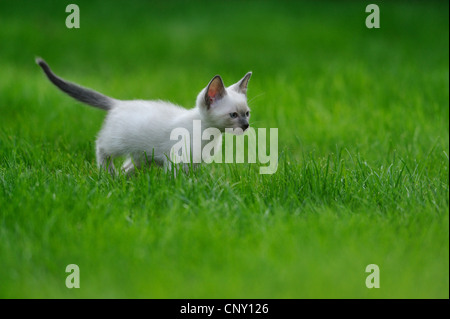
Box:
36;58;252;175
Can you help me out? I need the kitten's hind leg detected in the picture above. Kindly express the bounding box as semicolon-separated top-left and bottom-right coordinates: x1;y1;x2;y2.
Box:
122;155;142;175
122;157;135;175
96;146;115;175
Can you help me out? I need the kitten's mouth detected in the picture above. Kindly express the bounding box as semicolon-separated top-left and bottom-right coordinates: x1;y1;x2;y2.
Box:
227;125;250;135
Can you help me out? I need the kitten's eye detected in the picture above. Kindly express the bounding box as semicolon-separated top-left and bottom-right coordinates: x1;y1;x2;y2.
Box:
230;112;238;118
246;111;250;117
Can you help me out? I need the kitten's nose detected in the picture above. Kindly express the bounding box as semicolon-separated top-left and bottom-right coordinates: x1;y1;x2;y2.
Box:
242;123;249;131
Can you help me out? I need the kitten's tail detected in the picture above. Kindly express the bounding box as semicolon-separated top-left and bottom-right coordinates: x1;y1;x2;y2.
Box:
35;57;116;111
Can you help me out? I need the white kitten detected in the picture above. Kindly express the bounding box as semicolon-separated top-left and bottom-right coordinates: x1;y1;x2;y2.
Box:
36;58;252;175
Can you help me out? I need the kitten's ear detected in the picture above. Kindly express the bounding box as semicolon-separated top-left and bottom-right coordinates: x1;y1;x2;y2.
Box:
205;75;227;109
232;72;252;95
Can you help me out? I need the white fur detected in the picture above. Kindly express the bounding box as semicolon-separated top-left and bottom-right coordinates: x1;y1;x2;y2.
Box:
95;73;252;175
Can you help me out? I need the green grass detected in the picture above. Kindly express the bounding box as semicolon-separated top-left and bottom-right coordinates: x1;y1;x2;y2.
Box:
0;0;448;298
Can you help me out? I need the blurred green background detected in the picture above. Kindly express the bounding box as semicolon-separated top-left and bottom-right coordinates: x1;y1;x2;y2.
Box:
0;0;448;298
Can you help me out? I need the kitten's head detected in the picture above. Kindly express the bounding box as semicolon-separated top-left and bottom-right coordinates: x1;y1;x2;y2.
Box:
196;72;252;134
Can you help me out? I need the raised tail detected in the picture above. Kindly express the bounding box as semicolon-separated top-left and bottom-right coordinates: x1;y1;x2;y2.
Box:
36;57;115;111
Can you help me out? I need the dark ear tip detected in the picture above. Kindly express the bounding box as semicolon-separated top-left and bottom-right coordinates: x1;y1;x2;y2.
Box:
209;75;226;88
241;72;252;83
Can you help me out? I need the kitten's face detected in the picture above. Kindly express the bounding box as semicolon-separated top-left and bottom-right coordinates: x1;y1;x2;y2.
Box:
197;72;252;134
208;91;250;133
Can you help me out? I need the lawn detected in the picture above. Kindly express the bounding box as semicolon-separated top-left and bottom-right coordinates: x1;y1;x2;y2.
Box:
0;0;448;298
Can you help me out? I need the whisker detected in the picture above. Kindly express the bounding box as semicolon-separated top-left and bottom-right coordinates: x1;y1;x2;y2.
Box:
249;120;264;125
